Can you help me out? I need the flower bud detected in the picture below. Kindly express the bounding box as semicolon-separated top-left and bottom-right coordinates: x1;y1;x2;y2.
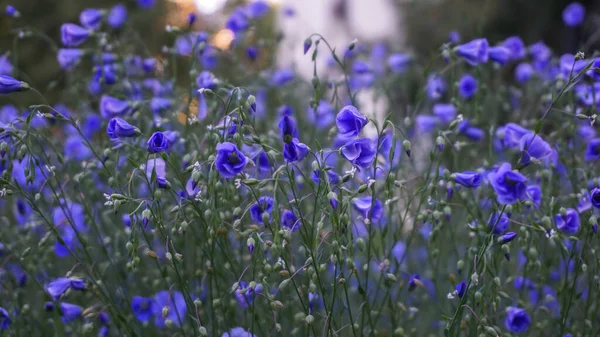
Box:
402;140;411;157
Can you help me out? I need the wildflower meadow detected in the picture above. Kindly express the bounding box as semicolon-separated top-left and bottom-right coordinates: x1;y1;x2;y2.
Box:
0;1;599;337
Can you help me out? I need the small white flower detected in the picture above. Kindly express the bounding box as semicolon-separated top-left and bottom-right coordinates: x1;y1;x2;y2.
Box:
447;292;455;299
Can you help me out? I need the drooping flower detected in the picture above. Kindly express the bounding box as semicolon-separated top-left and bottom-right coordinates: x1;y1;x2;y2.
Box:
555;208;581;235
488;212;510;235
107;118;139;139
279;115;298;142
79;8;103;29
0;307;10;329
152;290;187;328
0;75;28;94
488;46;511;65
499;232;518;244
455;282;467;298
336;105;368;138
99;95;133;118
452;171;482;188
458;74;478;99
488;162;528;205
46;277;85;300
215;142;248;178
146;132;170;154
283;138;309;162
504;307;531;333
562;2;585;27
60;302;83;323
519;132;553;165
60;23;92;47
454;38;489;66
249;196;274;225
502;36;526;60
353;197;383;222
340;138;377;169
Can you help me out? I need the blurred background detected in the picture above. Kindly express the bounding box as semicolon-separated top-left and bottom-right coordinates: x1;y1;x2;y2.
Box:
1;0;599;99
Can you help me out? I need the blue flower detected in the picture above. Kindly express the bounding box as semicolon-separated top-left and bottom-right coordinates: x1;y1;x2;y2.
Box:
279;115;298;142
215;142;248;178
591;188;600;208
196;71;217;90
458;74;478;99
387;53;411;73
502;36;526;60
341;138;377;169
515;63;534;83
107;4;127;28
448;30;461;43
65;135;92;161
519;132;553;165
555;208;581;235
246;46;258;61
152;290;187;327
150;98;172;115
222;327;257;337
416;115;439;133
499;232;517;244
584;138;600;161
46;277;85;300
132;296;154;322
488;46;511;65
226;7;249;33
504;307;531;333
0;307;10;329
283;138;309;162
458;120;485;141
281;209;301;231
270;69;294;86
0;53;13;76
454;38;488;66
61;24;91;47
57;49;84;70
426;74;446;100
453;171;481;188
60;302;83;323
250;196;274;224
433;103;456;124
107;118;139;139
246;1;270;19
99;95;133;118
234;282;263;309
526;184;542;208
80;8;103;30
488;212;510;234
0;75;28;94
306;101;335;129
147;132;170;154
137;0;155;9
502;123;530;148
13;198;32;226
353;197;383;222
336;105;368;138
455;281;467;298
487;163;528;205
563;2;585;27
5;5;18;17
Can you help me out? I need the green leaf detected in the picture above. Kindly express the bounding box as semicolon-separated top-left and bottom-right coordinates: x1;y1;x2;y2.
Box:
534;120;543;134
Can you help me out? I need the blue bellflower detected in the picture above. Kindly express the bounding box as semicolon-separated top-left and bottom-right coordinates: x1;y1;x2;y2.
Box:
504;307;531;333
488;163;528;205
215;142;248;178
555;208;581;235
336;105;368;138
340;138;377;169
454;38;489;66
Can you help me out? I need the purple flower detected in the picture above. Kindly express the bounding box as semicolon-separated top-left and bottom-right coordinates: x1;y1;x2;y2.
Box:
488;46;511;65
529;42;552;64
246;46;258;61
502;123;530;148
107;118;139;139
80;8;103;30
455;281;467;298
61;23;91;47
46;277;85;300
60;303;83;323
222;327;257;337
283;138;309;162
146;132;170;154
408;274;420;291
458;74;478;99
0;75;28;94
584;138;600;161
279;115;298;142
526;184;542;208
247;1;270;19
563;2;585;27
0;307;11;329
519;132;553;165
416;115;439;133
504;307;531;333
196;71;217;90
487;162;528;205
500;232;517;244
336;105;368;138
515;63;534;83
270;69;294;86
281;209;301;231
132;296;153;322
137;0;155;9
433;103;456;124
448;30;461;43
306;101;335;129
488;212;510;235
234;282;262;309
226;8;249;33
107;4;127;28
57;49;84;70
502;36;526;60
555;208;581;235
591;188;600;208
99;95;133;118
152;290;187;327
426;74;446;100
387;53;411;73
458;120;485;141
353;197;383;222
5;5;18;17
453;171;481;188
150;98;172;115
454;38;489;66
250;196;274;224
340;138;377;169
